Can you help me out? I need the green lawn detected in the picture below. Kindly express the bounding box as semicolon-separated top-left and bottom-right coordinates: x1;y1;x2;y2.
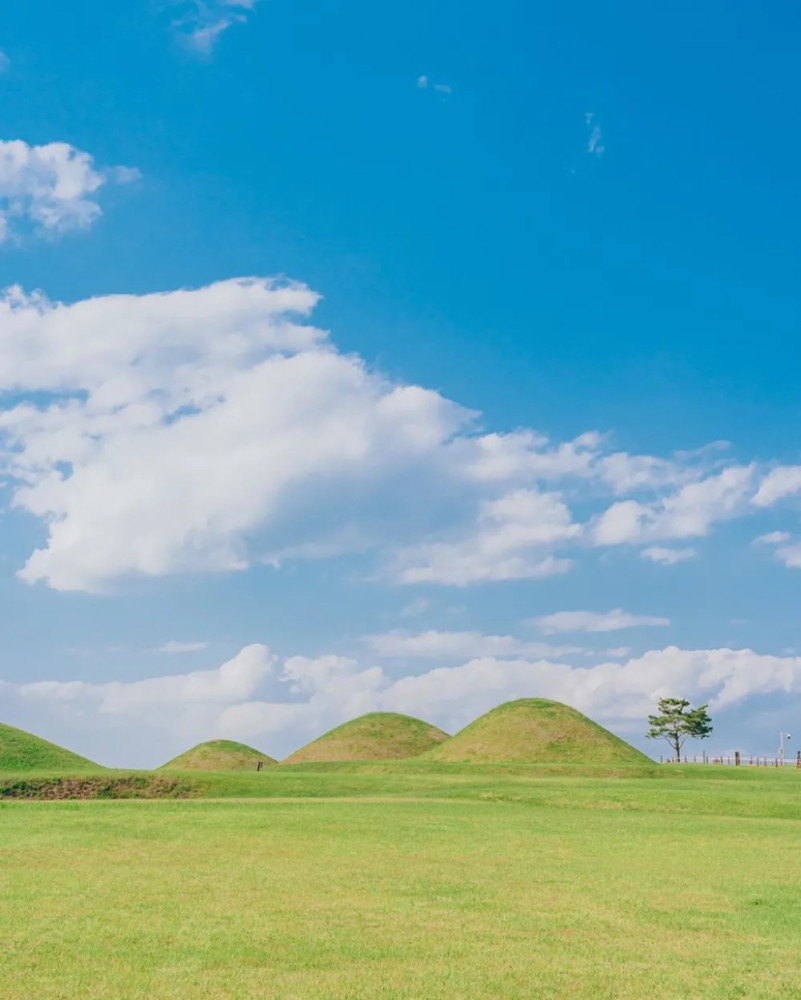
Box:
1;766;800;998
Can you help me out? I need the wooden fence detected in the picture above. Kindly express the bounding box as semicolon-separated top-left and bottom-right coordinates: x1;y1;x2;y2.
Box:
661;751;801;767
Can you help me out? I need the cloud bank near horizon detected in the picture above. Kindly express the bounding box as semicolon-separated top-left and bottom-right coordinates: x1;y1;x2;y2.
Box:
5;636;801;767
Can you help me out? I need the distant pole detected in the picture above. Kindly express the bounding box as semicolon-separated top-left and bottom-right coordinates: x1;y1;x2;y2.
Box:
735;751;740;766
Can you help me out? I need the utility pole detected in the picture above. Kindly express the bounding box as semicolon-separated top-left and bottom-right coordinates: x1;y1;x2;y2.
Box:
779;731;792;765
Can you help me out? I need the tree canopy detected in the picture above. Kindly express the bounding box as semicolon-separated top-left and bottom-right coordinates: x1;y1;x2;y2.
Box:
646;698;713;760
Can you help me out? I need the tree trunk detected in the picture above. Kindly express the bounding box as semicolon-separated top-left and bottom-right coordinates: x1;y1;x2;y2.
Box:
671;735;681;761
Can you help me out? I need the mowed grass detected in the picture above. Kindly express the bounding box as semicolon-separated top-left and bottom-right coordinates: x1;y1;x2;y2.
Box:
2;767;801;999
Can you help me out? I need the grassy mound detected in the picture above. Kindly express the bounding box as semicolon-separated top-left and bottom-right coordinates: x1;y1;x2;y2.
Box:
426;698;651;765
160;740;276;772
0;721;98;772
283;712;449;763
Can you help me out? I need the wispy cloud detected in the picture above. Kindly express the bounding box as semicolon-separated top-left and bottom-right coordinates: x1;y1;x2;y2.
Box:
364;629;583;661
152;640;210;654
530;609;670;635
417;75;452;96
175;1;264;54
755;531;801;569
585;112;605;156
641;546;697;566
0;52;9;74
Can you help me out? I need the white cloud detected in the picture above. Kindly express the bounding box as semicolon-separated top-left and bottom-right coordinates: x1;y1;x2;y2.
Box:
0;52;9;74
753;466;801;507
176;1;264;53
641;546;697;566
457;431;702;496
416;75;452;95
755;531;801;569
365;629;582;660
778;546;801;569
593;466;755;546
8;641;801;766
530;609;670;635
392;489;578;585
0;277;789;594
0;140;138;243
755;531;790;545
585;113;605;156
152;640;210;654
0;278;471;591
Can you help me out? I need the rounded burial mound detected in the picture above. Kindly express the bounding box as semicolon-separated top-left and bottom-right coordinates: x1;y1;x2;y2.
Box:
0;721;98;772
160;740;276;771
283;712;449;763
426;699;650;765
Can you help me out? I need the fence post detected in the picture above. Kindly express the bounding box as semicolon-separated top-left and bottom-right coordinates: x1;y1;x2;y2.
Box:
735;751;740;766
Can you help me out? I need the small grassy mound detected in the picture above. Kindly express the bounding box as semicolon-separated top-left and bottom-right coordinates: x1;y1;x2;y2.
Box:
283;712;449;763
160;740;276;772
426;698;651;766
0;721;98;773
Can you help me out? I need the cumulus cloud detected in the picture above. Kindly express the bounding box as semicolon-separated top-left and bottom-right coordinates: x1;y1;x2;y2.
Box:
0;276;792;593
391;489;578;585
530;609;670;635
0;278;472;591
593;466;756;546
0;140;138;243
7;641;801;766
175;1;264;53
753;466;801;507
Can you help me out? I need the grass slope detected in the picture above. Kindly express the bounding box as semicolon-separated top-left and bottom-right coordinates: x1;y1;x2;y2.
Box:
283;712;449;763
160;740;276;772
427;697;651;765
0;721;97;773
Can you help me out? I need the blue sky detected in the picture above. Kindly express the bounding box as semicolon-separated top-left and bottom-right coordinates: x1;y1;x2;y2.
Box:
1;0;800;766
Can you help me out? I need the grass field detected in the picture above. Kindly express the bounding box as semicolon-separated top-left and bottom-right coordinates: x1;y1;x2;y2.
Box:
2;764;800;999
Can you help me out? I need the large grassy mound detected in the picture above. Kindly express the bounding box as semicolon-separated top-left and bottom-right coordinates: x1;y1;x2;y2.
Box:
0;721;98;772
284;712;449;763
426;698;651;765
160;740;276;771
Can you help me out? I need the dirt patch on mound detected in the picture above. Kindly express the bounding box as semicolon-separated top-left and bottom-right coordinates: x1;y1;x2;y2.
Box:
0;775;196;800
